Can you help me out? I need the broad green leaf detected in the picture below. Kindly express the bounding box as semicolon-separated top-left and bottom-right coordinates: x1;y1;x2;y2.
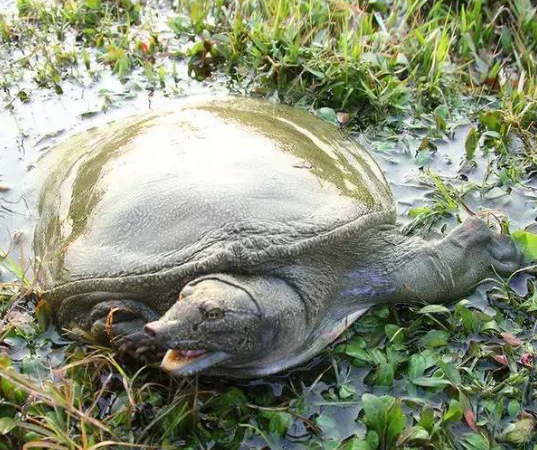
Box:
456;303;481;334
339;384;357;399
507;400;521;419
387;400;406;446
340;343;370;363
481;321;501;334
512;230;537;261
362;394;388;437
418;405;435;432
435;112;446;131
418;136;437;152
439;361;461;384
85;0;101;9
0;418;16;435
341;438;373;450
397;426;429;446
210;387;247;414
375;360;394;387
479;110;502;133
465;127;479;160
500;418;534;444
365;430;379;449
461;433;490;450
316;414;337;438
265;411;292;436
408;351;437;379
317;107;338;124
420;330;449;348
443;399;463;423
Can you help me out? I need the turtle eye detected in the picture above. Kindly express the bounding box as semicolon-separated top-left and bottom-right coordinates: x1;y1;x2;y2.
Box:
205;308;223;321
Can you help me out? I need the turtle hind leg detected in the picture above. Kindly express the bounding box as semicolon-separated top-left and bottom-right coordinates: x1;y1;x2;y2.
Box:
449;217;520;276
382;217;521;305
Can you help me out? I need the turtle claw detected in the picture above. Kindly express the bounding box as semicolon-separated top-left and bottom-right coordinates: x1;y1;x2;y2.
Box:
90;312;163;362
118;341;133;356
136;345;150;355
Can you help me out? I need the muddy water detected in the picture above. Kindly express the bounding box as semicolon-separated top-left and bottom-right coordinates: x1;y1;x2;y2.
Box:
366;126;537;232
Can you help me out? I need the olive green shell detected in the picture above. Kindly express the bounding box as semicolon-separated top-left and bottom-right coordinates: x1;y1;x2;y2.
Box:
35;96;394;303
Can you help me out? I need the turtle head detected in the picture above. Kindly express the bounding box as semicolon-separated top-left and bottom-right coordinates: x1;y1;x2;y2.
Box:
144;275;308;376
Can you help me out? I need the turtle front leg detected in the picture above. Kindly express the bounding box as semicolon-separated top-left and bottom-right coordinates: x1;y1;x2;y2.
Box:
86;300;162;360
390;217;521;304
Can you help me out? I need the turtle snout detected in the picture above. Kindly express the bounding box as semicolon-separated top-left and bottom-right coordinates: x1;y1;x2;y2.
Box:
144;322;158;338
144;320;176;342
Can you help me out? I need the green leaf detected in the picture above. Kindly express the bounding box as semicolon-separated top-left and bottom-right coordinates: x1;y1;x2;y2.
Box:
82;49;91;70
465;127;479;160
512;230;537;261
385;324;405;345
417;136;437;152
439;361;461;384
85;0;101;9
36;299;52;332
316;414;337;437
418;305;451;314
0;418;16;435
461;433;490;450
340;342;370;363
397;426;429;445
507;400;521;419
420;330;449;348
435;112;446;131
339;384;357;399
362;394;388;437
262;411;292;436
443;399;463;423
375;360;394;387
456;303;481;334
365;430;379;449
480;110;502;133
418;405;435;432
412;376;451;388
341;438;373;450
387;400;406;446
500;418;534;444
408;351;437;379
304;66;325;79
317;107;338;124
408;206;431;218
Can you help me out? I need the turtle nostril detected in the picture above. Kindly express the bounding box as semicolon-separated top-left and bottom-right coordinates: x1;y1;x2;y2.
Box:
144;324;157;338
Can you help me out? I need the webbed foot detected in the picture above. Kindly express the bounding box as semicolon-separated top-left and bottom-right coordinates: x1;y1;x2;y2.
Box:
447;217;521;277
89;301;163;361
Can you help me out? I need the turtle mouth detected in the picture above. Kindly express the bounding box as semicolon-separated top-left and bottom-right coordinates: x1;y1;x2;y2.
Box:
160;348;230;376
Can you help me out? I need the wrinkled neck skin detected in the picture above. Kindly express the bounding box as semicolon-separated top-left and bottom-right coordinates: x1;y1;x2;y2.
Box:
206;230;407;378
205;240;394;378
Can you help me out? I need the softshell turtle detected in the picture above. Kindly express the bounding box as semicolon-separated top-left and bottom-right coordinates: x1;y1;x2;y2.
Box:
35;96;520;378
